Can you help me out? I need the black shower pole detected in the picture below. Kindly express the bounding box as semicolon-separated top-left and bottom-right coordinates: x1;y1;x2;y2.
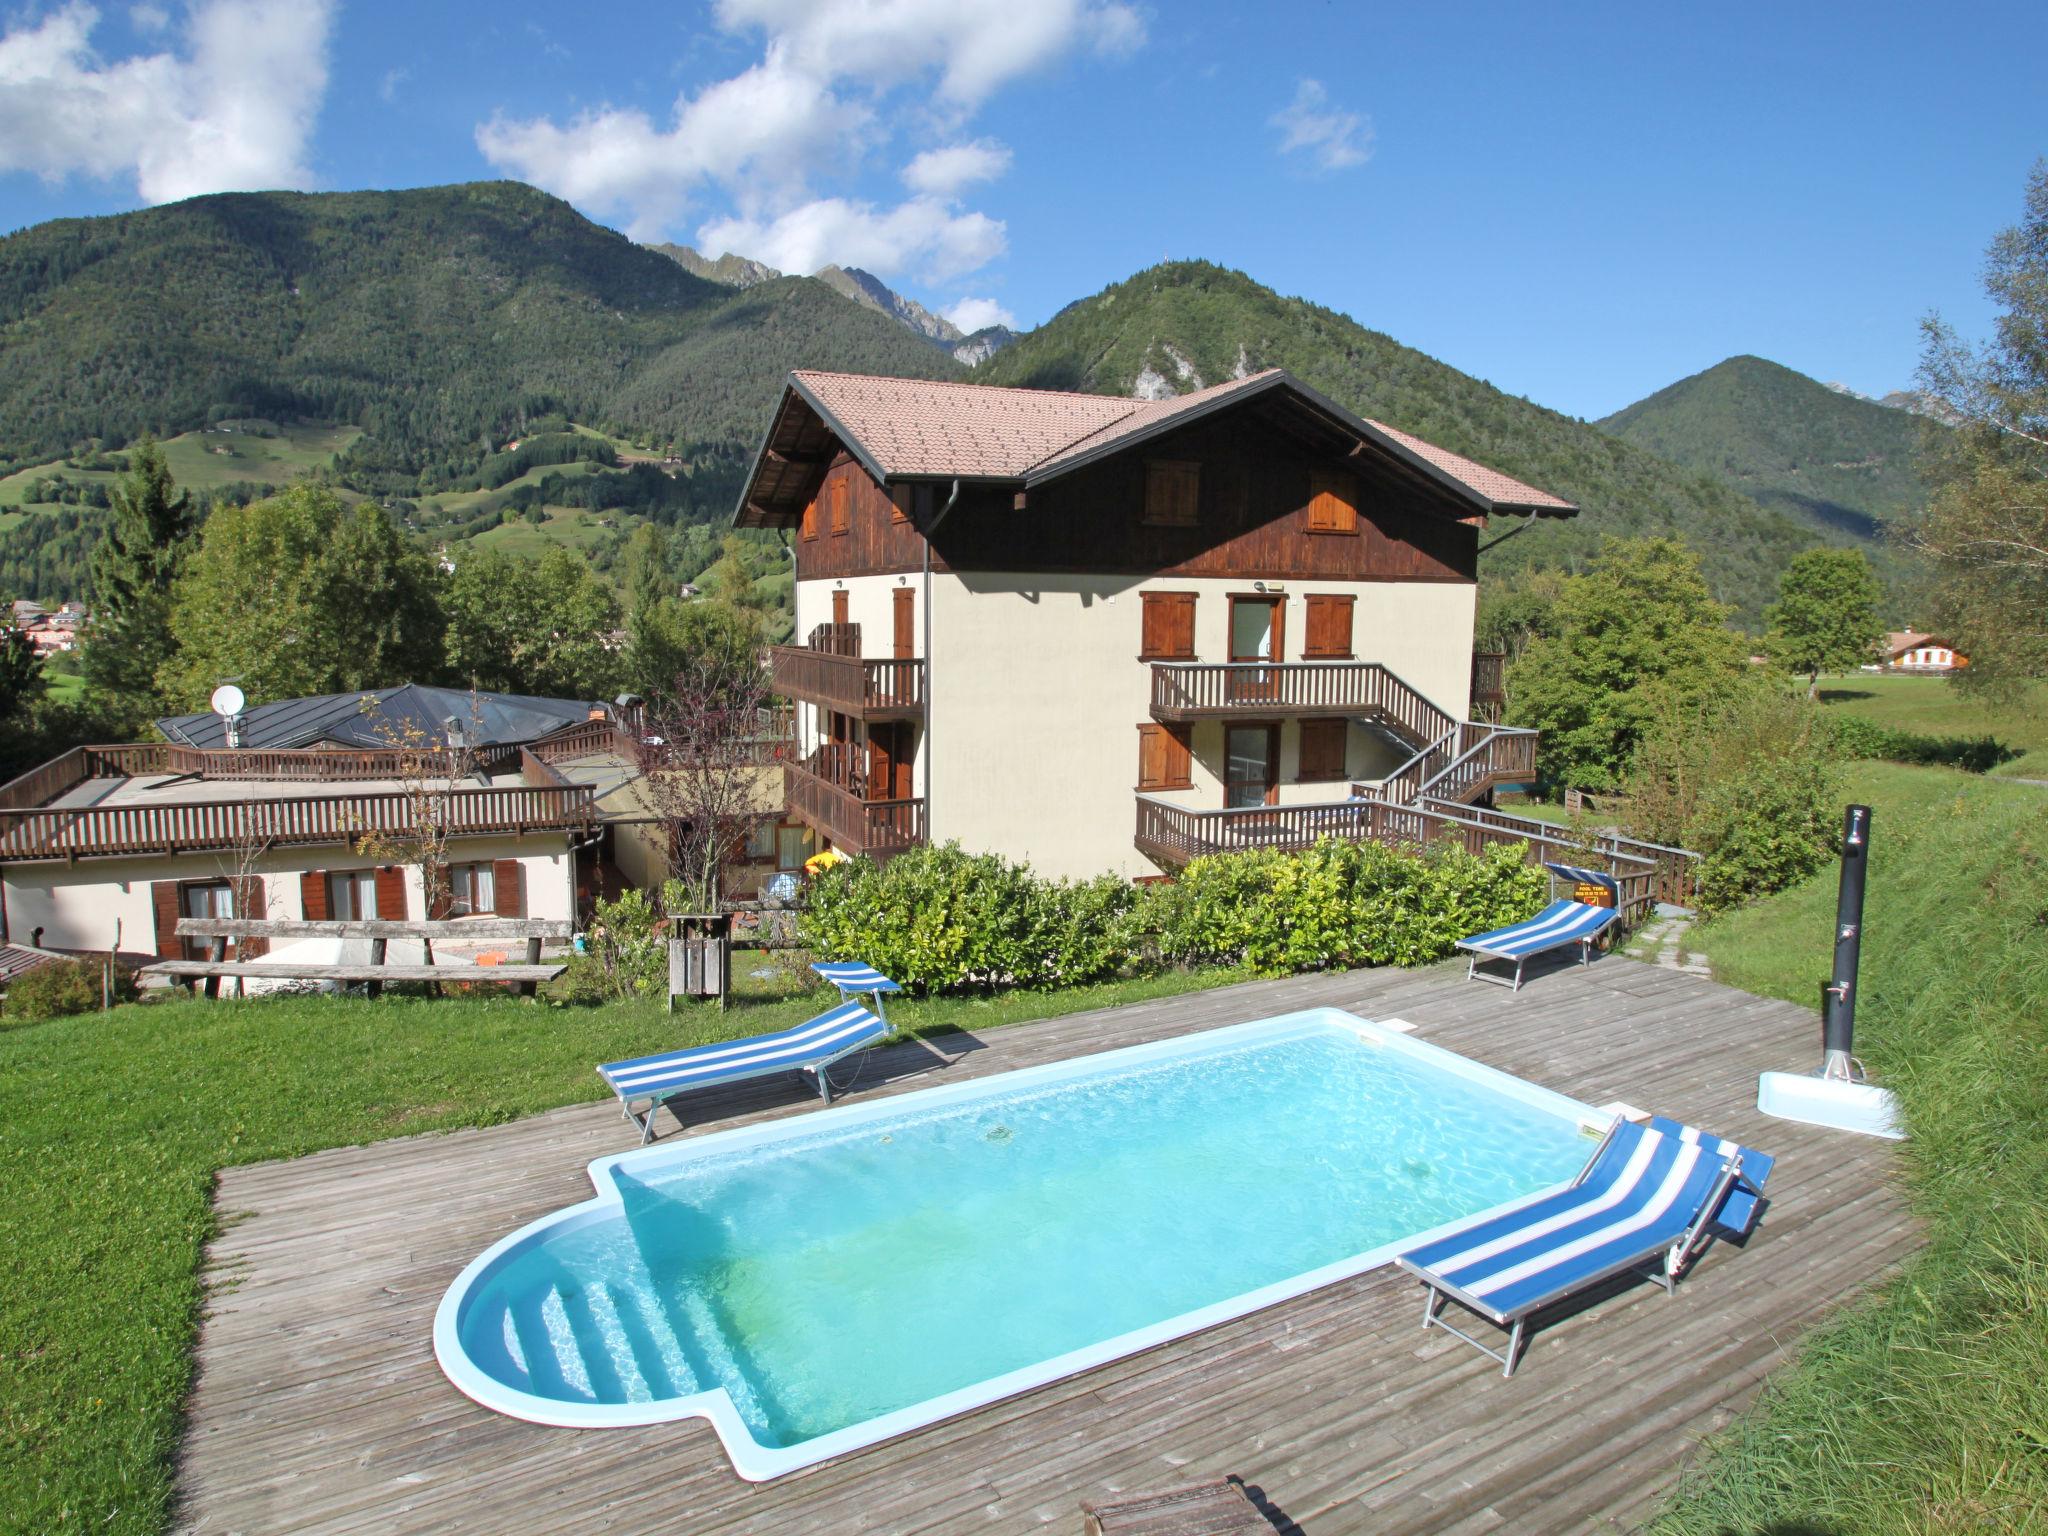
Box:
1821;803;1872;1080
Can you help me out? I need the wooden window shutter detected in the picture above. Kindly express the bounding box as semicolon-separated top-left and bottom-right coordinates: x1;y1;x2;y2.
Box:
889;486;911;524
492;860;525;917
234;876;267;959
1307;470;1357;533
1298;720;1348;783
152;881;183;960
1144;461;1200;526
800;495;818;541
300;870;330;921
374;866;407;921
830;477;849;534
1137;724;1192;791
1140;592;1197;660
1303;594;1355;659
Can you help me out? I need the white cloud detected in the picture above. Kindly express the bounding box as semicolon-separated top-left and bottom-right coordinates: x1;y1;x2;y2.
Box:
1270;78;1372;172
128;2;168;32
902;139;1010;196
477;0;1137;268
379;66;409;104
943;295;1014;332
0;0;333;203
713;0;1143;108
700;194;1005;283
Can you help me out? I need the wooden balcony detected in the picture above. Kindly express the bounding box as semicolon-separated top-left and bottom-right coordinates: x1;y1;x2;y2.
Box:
1134;793;1663;919
771;646;925;721
1149;661;1456;746
1471;650;1507;722
0;784;597;863
783;751;925;860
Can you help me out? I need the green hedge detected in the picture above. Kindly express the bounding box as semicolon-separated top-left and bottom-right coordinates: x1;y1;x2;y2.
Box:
1;956;136;1024
1822;712;2013;774
799;838;1549;992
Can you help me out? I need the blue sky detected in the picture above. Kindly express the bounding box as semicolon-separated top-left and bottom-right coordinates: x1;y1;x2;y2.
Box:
0;0;2038;420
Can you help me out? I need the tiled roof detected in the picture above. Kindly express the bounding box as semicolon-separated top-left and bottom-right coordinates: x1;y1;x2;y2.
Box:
1362;420;1578;513
781;368;1576;515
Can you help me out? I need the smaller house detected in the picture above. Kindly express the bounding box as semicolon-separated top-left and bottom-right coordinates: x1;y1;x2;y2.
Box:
1884;630;1967;674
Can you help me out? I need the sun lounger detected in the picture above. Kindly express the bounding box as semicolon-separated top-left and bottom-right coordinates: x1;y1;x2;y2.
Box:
1646;1114;1774;1240
1394;1116;1750;1375
598;999;890;1143
1456;862;1621;989
810;960;903;1021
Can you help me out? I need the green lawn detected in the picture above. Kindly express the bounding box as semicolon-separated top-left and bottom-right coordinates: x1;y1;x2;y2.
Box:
467;504;622;558
0;962;1243;1534
0;423;360;510
1815;672;2048;778
1652;762;2048;1534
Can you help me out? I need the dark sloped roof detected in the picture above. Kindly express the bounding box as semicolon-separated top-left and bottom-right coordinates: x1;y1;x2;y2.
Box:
158;685;603;751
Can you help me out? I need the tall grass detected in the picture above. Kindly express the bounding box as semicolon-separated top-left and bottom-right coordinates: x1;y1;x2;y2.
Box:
1652;763;2048;1534
0;965;1238;1534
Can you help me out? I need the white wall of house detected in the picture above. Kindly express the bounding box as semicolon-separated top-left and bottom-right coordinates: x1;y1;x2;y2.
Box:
793;572;930;798
903;570;1476;881
2;835;575;953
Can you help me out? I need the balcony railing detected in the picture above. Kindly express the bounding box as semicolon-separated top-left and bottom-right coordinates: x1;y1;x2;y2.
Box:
1471;651;1507;718
0;784;598;863
771;645;925;719
1134;794;1663;919
783;755;924;859
1149;661;1456;746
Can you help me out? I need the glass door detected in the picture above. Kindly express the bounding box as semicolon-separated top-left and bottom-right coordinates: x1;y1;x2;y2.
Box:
181;881;234;959
1225;725;1277;809
1229;597;1284;702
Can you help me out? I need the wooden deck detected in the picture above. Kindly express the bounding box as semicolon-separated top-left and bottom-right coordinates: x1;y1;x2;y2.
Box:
172;959;1918;1535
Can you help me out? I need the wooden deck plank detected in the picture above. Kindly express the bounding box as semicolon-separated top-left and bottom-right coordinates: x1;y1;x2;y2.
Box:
172;957;1916;1535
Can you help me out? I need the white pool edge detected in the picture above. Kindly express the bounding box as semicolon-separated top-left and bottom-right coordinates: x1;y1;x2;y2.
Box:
432;1006;1607;1480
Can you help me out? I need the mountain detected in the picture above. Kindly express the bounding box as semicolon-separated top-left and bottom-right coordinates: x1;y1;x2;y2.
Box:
1601;355;1943;541
0;184;960;483
973;261;1843;622
650;243;1012;365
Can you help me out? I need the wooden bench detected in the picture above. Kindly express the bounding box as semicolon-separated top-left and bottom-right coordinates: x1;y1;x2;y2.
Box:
144;918;572;998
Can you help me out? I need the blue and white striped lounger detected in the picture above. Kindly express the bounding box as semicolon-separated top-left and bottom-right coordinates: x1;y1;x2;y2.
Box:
1647;1115;1775;1241
1456;862;1621;990
598;999;890;1143
810;960;902;1023
1394;1117;1749;1375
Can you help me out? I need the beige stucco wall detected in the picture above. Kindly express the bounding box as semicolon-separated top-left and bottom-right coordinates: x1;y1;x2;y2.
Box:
792;572;928;797
3;834;574;953
914;571;1476;881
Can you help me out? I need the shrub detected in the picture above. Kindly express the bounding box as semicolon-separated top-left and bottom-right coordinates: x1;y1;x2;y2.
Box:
800;842;1139;993
2;957;137;1023
1623;682;1841;915
1821;712;2013;774
561;889;666;1002
1164;838;1547;976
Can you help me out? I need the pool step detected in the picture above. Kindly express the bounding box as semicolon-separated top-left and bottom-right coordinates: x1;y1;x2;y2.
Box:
502;1280;708;1406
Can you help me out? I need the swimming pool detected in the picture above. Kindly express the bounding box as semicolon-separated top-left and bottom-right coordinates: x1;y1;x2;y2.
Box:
434;1008;1600;1479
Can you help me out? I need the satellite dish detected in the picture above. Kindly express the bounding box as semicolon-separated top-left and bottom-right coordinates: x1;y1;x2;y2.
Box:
209;683;246;717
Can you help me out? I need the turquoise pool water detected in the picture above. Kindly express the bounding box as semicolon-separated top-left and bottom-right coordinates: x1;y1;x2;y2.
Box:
438;1011;1594;1474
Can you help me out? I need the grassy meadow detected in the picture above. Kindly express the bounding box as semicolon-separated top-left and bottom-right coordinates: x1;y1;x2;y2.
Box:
0;422;360;512
1653;762;2048;1534
1817;672;2048;778
0;962;1242;1535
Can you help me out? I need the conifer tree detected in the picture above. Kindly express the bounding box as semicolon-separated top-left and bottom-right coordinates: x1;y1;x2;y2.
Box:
82;438;194;703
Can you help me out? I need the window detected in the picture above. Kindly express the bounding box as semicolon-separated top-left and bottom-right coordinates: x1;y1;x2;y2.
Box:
1225;724;1278;808
1144;460;1200;526
327;869;378;921
829;477;849;535
1306;469;1357;533
1136;723;1193;791
1302;594;1355;659
447;862;496;916
181;881;234;961
744;821;777;861
1139;591;1197;660
777;823;816;870
800;495;818;541
1298;719;1348;783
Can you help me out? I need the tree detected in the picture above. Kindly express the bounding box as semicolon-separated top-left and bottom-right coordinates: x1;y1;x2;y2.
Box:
1764;547;1885;696
1915;159;2048;691
82;437;195;704
0;600;44;721
443;546;623;699
634;646;781;914
159;487;443;708
619;522;673;623
1507;537;1749;790
624;592;763;701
